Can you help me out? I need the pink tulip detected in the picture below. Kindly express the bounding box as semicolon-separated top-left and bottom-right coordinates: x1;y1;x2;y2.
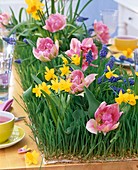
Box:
94;20;110;44
86;102;123;135
66;38;98;59
65;38;81;57
69;70;97;94
33;37;59;62
65;38;98;71
81;38;98;60
0;13;10;29
43;13;66;33
84;73;97;87
82;61;98;71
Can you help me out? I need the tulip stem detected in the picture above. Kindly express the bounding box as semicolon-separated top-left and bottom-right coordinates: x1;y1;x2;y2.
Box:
51;0;55;14
37;10;45;26
45;0;49;17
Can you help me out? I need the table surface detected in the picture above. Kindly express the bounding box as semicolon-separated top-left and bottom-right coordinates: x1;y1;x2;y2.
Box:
0;66;138;170
0;67;45;169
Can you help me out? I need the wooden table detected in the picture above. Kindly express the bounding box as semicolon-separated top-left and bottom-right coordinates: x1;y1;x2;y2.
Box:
1;67;138;170
0;67;44;170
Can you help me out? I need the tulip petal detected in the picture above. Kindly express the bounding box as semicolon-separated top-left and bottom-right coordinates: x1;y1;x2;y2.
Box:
89;101;123;135
110;122;120;131
86;119;98;134
43;13;66;33
84;74;97;87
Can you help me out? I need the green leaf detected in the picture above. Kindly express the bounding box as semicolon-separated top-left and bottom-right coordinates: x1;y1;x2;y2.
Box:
23;85;33;100
42;91;58;126
69;63;81;70
64;126;72;135
84;87;100;116
19;7;25;22
134;75;138;95
31;74;42;84
23;38;36;47
110;131;121;143
8;22;36;37
72;109;84;120
9;7;18;25
72;0;80;22
51;0;56;14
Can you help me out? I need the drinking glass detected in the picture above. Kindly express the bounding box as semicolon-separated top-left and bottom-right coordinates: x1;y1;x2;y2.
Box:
0;29;14;101
100;9;118;37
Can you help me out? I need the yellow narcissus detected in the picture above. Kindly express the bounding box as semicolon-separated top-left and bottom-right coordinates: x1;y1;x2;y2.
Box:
25;0;44;20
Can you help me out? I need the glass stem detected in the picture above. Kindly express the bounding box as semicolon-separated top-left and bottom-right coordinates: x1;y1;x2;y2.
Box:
134;49;138;72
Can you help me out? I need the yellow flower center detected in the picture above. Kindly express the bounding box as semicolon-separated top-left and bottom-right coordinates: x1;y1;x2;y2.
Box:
71;54;80;65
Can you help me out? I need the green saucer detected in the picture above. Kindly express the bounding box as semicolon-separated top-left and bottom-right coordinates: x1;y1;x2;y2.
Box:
0;125;25;149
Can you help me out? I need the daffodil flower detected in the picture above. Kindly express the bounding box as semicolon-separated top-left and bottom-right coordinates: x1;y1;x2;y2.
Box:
122;48;133;58
62;57;68;65
127;89;131;93
115;90;137;106
25;0;44;20
135;72;138;76
40;82;51;95
127;94;136;106
45;67;57;81
115;90;124;105
105;66;118;79
25;150;39;165
32;84;42;97
51;78;60;93
59;78;72;92
59;64;71;76
18;145;31;154
135;95;138;100
71;54;80;65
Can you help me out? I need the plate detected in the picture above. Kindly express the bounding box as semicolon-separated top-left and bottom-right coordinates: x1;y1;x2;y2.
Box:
109;44;121;54
0;125;25;149
113;53;135;67
114;58;135;67
109;45;135;67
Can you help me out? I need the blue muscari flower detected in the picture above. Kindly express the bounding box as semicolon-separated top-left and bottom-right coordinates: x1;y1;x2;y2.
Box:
86;50;93;64
87;28;94;36
3;37;16;45
124;78;134;86
76;16;88;22
119;55;126;61
104;56;115;72
97;75;105;84
69;67;73;71
14;59;22;64
99;45;108;58
123;79;127;84
110;86;125;94
119;55;134;63
129;78;135;85
23;38;29;44
108;76;122;83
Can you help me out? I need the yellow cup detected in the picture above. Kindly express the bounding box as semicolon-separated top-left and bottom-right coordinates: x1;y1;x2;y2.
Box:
0;111;14;143
114;36;138;51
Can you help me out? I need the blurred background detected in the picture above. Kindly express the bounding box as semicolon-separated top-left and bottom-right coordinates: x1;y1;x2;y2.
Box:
80;0;138;37
0;0;138;37
80;0;118;37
